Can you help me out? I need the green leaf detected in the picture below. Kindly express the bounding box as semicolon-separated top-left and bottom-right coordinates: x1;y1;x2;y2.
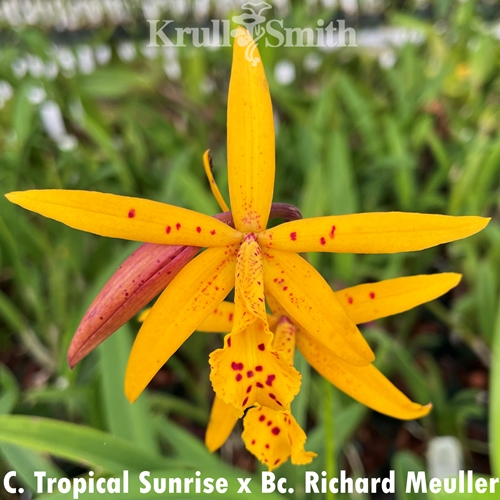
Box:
98;324;158;453
0;365;19;414
0;415;176;473
78;68;152;98
393;450;427;500
155;417;218;468
490;299;500;477
0;444;65;492
12;82;37;145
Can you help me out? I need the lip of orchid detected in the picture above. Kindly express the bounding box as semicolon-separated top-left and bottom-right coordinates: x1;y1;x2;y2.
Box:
68;203;303;368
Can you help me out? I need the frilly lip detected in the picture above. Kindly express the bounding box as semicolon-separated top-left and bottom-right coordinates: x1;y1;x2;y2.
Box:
68;203;302;368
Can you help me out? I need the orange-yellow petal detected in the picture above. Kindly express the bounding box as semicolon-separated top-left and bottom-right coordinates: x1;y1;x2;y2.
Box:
262;249;374;366
205;396;240;452
203;150;229;213
242;406;316;471
297;330;431;420
227;27;275;232
195;300;276;333
137;308;151;323
272;317;296;365
140;305;236;334
197;301;235;332
258;213;489;253
338;273;462;324
6;190;242;247
232;234;268;324
125;246;237;402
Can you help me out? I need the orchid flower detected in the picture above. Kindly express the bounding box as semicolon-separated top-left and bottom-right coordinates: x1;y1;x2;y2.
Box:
139;272;457;469
6;28;488;417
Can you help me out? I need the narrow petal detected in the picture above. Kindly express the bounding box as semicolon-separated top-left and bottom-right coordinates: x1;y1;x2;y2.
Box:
125;246;237;402
258;213;489;253
203;150;229;212
177;300;276;334
297;330;431;420
232;234;268;323
272;317;296;365
141;301;267;335
227;27;275;232
205;396;240;452
6;190;242;247
137;308;152;323
338;273;462;325
197;301;235;333
262;249;374;366
242;407;316;470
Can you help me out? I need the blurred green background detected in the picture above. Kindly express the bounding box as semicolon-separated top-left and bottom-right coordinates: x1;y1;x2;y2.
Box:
0;0;499;498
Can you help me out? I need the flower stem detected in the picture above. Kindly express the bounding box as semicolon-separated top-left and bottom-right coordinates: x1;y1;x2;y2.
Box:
324;379;336;500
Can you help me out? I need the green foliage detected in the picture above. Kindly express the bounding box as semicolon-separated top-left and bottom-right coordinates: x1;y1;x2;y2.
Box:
0;1;498;498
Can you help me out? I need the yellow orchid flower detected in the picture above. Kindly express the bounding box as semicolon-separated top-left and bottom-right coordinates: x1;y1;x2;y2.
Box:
5;28;488;415
227;317;317;471
140;272;459;469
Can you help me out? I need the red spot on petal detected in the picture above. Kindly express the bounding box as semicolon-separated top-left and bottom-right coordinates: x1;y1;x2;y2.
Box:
259;415;266;422
330;225;336;238
227;337;231;348
369;292;376;299
258;297;264;302
176;223;181;230
247;371;254;378
283;286;288;291
320;237;326;245
251;440;256;445
290;232;297;241
235;374;242;382
246;385;252;393
256;382;264;388
242;397;248;406
210;230;216;235
271;427;280;435
347;296;353;304
229;313;234;322
269;393;276;400
267;421;272;426
266;374;276;387
231;362;244;371
258;343;265;351
265;444;270;449
274;459;280;465
128;209;135;218
196;227;202;233
166;226;171;234
255;365;263;371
